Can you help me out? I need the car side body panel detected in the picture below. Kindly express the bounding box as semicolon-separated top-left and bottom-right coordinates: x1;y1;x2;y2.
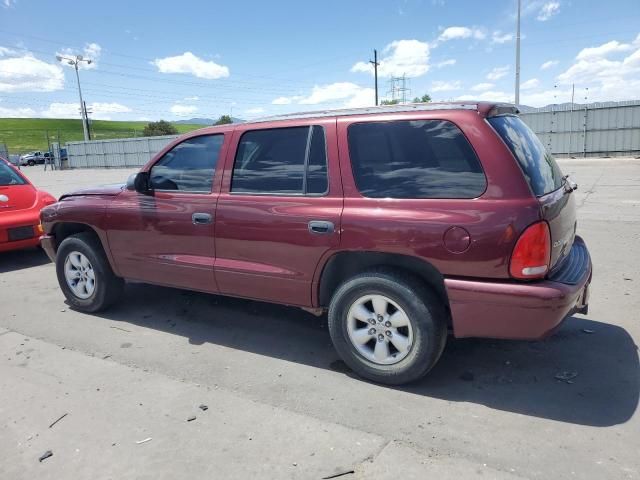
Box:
214;117;343;306
334;109;541;280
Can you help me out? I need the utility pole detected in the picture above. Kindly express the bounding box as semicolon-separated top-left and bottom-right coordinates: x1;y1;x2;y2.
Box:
515;0;521;105
56;54;93;142
568;83;575;157
370;49;380;106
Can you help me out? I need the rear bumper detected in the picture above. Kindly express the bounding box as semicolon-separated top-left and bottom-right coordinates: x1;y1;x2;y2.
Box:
446;236;592;340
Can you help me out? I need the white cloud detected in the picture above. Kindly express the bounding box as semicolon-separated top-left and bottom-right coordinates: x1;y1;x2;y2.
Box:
153;52;229;79
344;88;375;108
91;102;131;114
438;26;486;42
351;39;430;78
170;104;198;115
56;43;102;70
299;82;364;104
537;1;560;21
540;60;559;70
0;51;64;92
272;82;374;108
41;102;131;120
575;40;633;61
0;46;17;56
272;96;293;105
521;78;540;90
0;105;37;117
430;80;462;92
486;65;510;80
552;35;640;104
2;0;16;8
456;91;513;103
471;82;495;92
435;59;456;68
245;107;265;115
492;31;513;44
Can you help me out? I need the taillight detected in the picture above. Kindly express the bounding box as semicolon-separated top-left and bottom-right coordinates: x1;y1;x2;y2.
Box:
509;221;551;280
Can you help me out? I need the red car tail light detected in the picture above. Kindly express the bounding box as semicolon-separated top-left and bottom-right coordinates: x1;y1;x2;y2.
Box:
509;221;551;280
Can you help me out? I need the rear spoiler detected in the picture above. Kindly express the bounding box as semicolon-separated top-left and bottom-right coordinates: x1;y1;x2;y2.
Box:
486;104;520;117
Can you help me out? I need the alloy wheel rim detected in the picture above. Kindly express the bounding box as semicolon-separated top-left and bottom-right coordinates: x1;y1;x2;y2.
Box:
64;251;96;299
346;294;414;365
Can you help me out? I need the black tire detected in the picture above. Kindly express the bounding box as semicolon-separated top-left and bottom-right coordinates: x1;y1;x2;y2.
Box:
55;232;124;312
328;269;447;385
27;160;35;166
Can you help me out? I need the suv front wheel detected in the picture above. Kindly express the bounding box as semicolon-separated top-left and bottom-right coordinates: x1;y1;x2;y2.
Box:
55;232;124;312
328;269;447;385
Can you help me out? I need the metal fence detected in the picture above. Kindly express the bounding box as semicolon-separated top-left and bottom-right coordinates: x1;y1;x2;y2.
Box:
62;101;640;168
66;135;179;168
520;100;640;158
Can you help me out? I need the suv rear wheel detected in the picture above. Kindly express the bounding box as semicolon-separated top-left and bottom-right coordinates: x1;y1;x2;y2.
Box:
328;269;447;385
55;232;124;312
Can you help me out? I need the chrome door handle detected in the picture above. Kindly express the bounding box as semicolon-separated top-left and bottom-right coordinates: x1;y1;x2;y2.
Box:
308;220;334;234
192;212;213;225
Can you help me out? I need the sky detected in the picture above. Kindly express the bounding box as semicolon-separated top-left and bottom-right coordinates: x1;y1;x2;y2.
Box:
1;0;640;122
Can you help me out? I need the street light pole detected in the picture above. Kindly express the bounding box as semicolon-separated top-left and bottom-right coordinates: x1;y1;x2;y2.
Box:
73;61;89;141
56;54;92;142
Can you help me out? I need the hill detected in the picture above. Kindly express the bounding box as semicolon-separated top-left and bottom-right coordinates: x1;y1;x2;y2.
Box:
175;117;245;125
0;118;204;155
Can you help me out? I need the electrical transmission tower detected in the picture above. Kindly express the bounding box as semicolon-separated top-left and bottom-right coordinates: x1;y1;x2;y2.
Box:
386;74;411;104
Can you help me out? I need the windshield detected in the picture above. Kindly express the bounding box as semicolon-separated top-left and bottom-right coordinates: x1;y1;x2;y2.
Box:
0;161;27;186
488;115;564;197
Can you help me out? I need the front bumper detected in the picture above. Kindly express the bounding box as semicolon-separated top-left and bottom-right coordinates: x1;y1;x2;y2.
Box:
40;234;57;262
0;215;42;253
446;236;592;340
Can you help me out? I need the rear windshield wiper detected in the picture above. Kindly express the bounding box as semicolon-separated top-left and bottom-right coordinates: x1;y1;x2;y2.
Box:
562;174;578;193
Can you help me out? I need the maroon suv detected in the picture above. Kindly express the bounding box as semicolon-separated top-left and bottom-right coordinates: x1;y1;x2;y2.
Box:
40;102;592;384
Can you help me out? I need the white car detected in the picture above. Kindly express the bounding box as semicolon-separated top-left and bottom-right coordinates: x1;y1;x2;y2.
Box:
19;151;51;166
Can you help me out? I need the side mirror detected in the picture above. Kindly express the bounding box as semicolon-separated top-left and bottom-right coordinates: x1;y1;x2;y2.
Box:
126;172;151;194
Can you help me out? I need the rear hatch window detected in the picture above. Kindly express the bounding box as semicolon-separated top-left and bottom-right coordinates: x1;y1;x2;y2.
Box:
488;115;576;270
488;115;563;197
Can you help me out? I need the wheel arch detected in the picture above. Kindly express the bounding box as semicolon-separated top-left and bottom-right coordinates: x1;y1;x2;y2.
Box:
51;222;118;274
317;251;451;322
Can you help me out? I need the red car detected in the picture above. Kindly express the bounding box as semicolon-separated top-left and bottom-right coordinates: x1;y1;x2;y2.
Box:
0;157;57;252
40;103;592;385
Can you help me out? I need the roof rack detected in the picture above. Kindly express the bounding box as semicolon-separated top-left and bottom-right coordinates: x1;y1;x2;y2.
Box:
251;102;479;123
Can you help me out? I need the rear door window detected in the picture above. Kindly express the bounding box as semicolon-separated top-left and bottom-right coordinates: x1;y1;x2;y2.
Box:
488;115;563;196
231;125;328;195
347;120;486;199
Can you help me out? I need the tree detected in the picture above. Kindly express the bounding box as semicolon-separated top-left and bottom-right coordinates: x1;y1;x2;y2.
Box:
214;115;233;125
412;94;432;103
380;99;400;105
143;120;178;137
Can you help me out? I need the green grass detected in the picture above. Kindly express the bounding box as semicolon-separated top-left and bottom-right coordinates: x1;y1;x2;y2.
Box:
0;118;205;154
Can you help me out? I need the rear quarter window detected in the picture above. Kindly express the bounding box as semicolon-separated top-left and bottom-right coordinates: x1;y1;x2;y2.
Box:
347;120;486;199
488;115;563;197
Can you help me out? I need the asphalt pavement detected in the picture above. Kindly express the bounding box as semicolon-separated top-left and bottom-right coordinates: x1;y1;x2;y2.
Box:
1;159;638;479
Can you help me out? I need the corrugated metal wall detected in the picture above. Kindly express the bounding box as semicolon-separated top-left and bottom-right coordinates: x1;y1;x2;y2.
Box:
64;102;640;168
67;135;179;168
520;101;640;158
